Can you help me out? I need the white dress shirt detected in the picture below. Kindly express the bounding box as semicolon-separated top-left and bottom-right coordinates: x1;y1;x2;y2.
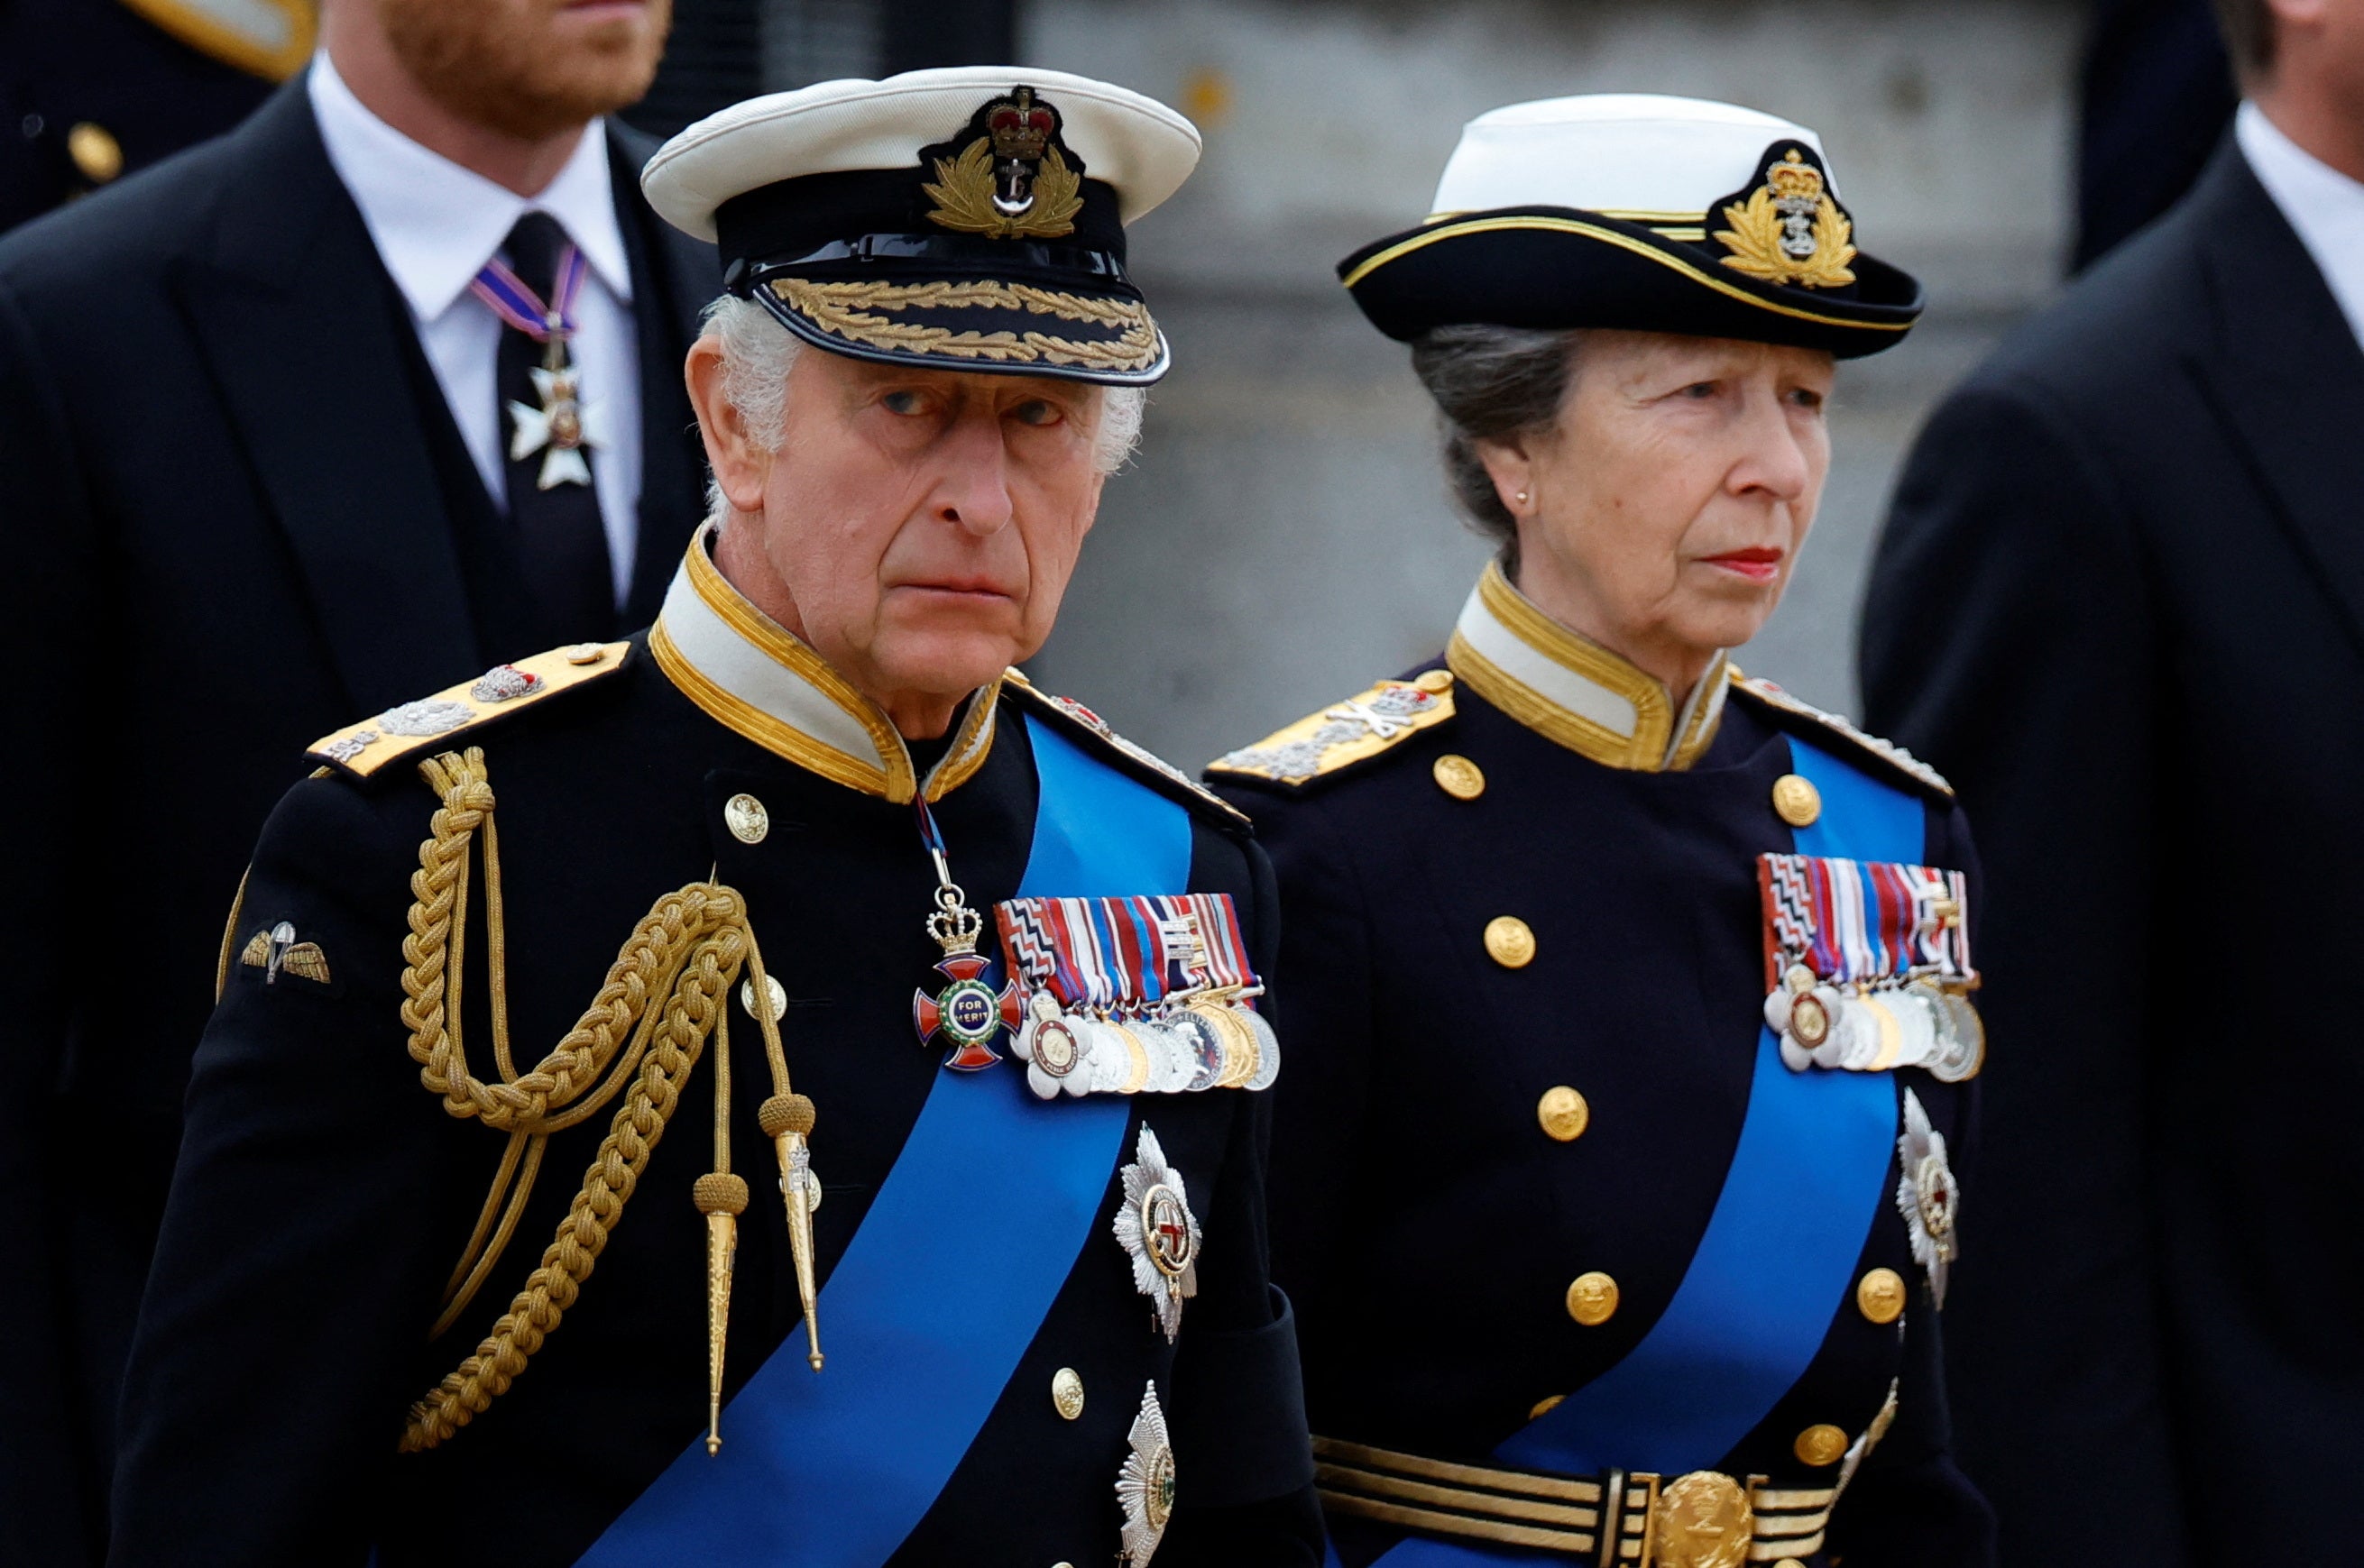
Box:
2237;100;2364;355
308;52;642;604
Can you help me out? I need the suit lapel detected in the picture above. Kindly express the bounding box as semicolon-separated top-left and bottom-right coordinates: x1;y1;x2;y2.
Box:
2189;142;2364;656
610;121;719;626
172;81;481;713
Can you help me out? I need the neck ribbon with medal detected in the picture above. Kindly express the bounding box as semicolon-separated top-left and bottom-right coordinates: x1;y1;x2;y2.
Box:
471;241;602;491
906;798;1277;1098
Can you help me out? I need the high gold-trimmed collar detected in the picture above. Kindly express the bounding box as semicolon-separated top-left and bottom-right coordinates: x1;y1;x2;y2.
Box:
649;526;1000;803
1446;561;1729;772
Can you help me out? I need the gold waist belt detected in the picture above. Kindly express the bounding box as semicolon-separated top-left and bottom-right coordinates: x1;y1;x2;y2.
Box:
1313;1436;1837;1567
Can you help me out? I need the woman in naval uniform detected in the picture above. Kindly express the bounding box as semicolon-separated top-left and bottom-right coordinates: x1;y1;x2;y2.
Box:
1210;96;1994;1568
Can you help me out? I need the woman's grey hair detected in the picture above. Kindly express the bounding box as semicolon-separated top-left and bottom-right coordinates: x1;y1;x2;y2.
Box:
697;294;1146;527
1408;324;1584;573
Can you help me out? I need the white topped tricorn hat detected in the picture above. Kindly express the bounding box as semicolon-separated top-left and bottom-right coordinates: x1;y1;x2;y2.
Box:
642;67;1202;384
1340;94;1922;357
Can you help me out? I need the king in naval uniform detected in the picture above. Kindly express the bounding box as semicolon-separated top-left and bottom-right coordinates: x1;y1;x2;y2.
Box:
108;69;1319;1568
1210;96;1995;1567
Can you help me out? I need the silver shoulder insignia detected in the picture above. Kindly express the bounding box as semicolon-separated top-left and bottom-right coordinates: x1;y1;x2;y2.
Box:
308;641;633;777
240;921;331;986
1729;671;1953;797
1207;671;1458;785
1004;671;1249;826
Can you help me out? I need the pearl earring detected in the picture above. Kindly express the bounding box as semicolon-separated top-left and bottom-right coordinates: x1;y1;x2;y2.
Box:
1514;491;1530;506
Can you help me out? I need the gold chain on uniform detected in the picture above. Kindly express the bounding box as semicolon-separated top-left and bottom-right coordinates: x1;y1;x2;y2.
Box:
395;747;822;1454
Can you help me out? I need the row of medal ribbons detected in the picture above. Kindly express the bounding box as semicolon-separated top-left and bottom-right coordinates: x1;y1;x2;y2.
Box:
993;894;1281;1102
1756;853;1984;1083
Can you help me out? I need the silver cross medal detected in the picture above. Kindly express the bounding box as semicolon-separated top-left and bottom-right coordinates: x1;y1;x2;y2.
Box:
508;312;609;491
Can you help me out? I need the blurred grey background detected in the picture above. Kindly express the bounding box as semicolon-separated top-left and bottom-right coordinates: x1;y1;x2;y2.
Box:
1018;0;2083;766
14;0;2228;766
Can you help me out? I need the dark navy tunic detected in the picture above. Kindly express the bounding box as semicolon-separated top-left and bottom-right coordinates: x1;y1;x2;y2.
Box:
1211;637;1995;1568
109;632;1320;1568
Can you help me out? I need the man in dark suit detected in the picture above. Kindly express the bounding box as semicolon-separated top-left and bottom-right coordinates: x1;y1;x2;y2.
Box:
1859;2;2364;1563
0;0;712;1558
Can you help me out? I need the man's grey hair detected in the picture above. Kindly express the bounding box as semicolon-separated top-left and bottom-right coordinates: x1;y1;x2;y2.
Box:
1408;324;1585;575
697;294;1146;527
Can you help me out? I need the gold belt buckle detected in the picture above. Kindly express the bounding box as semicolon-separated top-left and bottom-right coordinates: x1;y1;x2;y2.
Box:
1632;1470;1754;1568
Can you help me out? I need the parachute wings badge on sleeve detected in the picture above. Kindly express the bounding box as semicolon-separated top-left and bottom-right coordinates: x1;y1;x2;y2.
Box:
239;921;331;986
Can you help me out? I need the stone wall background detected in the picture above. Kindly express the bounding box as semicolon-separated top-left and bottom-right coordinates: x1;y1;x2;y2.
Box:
1013;0;2083;766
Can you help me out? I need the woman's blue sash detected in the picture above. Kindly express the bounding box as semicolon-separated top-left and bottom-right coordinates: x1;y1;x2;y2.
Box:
580;715;1192;1565
1352;736;1918;1566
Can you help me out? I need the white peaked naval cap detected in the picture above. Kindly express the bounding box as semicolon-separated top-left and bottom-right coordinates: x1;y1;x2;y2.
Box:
639;67;1200;385
1340;90;1921;358
1430;94;1836;217
642;65;1202;242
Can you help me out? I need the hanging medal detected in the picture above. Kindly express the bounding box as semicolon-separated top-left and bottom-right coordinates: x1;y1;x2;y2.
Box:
471;242;608;491
909;797;1023;1070
991;893;1279;1099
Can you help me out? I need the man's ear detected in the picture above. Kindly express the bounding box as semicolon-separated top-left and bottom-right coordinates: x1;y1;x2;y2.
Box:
685;336;771;515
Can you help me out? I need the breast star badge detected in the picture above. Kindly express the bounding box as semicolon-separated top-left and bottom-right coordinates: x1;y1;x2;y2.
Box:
1897;1088;1958;1306
238;921;330;986
1113;1126;1200;1343
1115;1380;1176;1566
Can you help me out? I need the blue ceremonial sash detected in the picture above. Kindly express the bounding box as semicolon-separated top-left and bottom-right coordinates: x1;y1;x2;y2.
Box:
581;714;1192;1565
1357;738;1917;1565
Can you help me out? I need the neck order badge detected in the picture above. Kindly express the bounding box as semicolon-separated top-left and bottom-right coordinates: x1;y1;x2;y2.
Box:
578;715;1191;1565
1350;737;1914;1568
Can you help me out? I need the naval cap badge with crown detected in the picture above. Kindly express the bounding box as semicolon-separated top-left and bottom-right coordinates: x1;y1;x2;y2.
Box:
1711;141;1858;291
924;84;1087;240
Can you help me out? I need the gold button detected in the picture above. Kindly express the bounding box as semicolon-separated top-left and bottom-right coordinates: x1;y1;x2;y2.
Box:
1565;1271;1618;1325
1432;754;1486;800
1536;1086;1589;1142
1485;915;1535;968
1793;1423;1849;1467
1529;1394;1565;1420
1051;1366;1085;1421
68;122;123;184
723;793;769;844
1856;1267;1907;1325
1771;772;1822;827
565;642;607;665
1414;668;1455;692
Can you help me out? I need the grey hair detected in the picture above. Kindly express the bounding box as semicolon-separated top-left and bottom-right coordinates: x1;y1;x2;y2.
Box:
697;293;1146;527
1408;325;1585;574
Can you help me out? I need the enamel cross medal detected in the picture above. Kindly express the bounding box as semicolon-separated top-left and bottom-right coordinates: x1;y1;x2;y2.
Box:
910;799;1022;1070
470;243;609;491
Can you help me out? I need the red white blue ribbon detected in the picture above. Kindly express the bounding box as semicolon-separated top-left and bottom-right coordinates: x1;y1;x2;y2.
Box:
1759;852;1972;988
994;893;1260;1018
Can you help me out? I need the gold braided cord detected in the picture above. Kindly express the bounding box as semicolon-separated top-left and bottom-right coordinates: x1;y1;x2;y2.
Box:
214;865;252;1005
768;277;1160;372
396;747;803;1452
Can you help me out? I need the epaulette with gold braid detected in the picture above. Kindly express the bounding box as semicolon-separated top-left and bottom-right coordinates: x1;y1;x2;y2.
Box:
1003;669;1251;828
307;641;632;778
1205;670;1458;789
1727;671;1954;799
